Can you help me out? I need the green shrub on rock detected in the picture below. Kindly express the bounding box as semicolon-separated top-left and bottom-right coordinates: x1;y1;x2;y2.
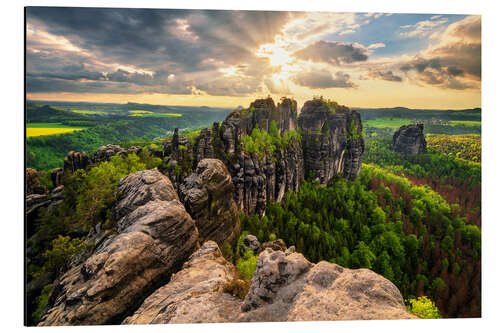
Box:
407;296;442;319
236;249;257;281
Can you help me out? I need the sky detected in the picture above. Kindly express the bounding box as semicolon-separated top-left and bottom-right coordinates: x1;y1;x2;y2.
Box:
25;7;481;109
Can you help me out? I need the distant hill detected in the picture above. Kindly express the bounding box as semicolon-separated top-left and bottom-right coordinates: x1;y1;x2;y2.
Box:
26;104;89;123
354;106;481;121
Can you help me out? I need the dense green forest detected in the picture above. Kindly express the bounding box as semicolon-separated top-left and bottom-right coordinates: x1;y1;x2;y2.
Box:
241;163;481;317
364;139;481;227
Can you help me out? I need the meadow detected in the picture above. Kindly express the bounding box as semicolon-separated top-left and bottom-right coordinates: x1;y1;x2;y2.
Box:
70;109;107;115
449;120;482;127
26;122;86;137
364;118;414;129
128;110;183;118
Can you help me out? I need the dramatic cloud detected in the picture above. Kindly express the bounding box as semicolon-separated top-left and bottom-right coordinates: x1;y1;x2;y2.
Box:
25;9;481;107
292;71;356;89
398;15;481;90
293;41;369;65
26;7;296;96
368;70;403;82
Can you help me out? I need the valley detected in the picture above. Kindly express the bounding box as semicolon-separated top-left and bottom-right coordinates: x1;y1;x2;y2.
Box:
25;97;481;325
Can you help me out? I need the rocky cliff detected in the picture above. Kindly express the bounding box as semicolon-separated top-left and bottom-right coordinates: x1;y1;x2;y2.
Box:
393;124;427;155
299;99;364;182
162;97;363;215
38;169;199;326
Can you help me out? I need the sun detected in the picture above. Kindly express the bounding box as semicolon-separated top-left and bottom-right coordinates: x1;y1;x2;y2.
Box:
256;43;294;68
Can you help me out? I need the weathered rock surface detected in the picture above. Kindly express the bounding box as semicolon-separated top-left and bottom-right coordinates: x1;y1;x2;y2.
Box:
91;144;126;163
393;124;427;155
241;234;260;255
50;168;63;188
240;248;416;322
179;159;240;245
123;241;242;324
298;99;364;182
259;239;287;253
26;185;65;238
26;168;46;195
63;151;89;173
125;243;416;325
38;168;199;326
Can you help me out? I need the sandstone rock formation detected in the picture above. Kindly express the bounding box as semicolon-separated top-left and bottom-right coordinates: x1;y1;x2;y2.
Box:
38;168;199;326
241;234;260;255
123;241;242;324
124;243;416;325
26;185;65;238
162;97;363;216
298;99;364;182
50;168;64;188
91;144;126;164
63;151;89;173
179;159;240;245
259;239;287;253
240;247;416;321
26;168;46;195
393;124;427;155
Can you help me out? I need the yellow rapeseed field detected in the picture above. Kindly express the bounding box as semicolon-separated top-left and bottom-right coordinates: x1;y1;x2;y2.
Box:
27;127;84;137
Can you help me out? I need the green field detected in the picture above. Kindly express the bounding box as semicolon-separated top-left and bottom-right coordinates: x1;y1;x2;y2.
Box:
26;122;86;137
364;118;414;129
129;112;183;118
129;110;154;114
449;120;481;126
71;109;107;115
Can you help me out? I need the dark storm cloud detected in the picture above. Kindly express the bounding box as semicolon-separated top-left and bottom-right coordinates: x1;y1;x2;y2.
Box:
368;70;403;82
292;71;356;89
26;7;298;95
293;40;368;66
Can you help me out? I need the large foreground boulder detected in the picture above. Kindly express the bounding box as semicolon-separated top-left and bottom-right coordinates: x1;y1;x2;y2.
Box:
38;168;199;326
123;241;242;324
179;159;240;245
125;243;416;325
393;124;427;155
241;248;417;321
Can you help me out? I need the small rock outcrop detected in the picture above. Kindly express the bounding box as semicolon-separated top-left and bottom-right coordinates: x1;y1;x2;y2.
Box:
240;248;416;321
91;144;126;164
393;124;427;155
63;151;89;173
26;168;46;195
259;239;287;253
179;159;240;246
50;168;64;188
123;241;242;324
241;234;260;255
38;169;199;326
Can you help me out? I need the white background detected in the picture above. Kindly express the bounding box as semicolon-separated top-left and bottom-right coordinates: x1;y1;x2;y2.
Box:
1;0;497;332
